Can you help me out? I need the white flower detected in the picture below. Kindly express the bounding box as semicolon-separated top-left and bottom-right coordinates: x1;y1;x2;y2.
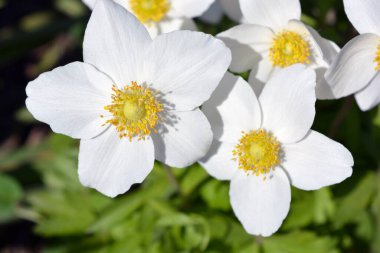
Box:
82;0;214;38
26;0;231;197
217;0;340;98
200;65;353;236
325;0;380;111
200;0;244;24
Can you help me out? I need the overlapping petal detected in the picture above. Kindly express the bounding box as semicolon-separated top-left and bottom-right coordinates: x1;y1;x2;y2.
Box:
153;109;213;168
325;33;379;98
144;30;231;111
260;65;316;144
202;72;262;143
83;0;152;86
217;24;273;73
200;140;238;181
239;0;301;29
168;0;214;18
355;73;380;111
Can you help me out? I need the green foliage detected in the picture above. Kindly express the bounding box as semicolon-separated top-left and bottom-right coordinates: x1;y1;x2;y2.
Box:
0;174;23;222
2;0;380;252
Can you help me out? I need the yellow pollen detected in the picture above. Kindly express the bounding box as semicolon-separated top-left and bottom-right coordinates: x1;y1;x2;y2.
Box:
233;129;281;176
130;0;170;24
269;31;311;68
103;82;163;141
375;43;380;71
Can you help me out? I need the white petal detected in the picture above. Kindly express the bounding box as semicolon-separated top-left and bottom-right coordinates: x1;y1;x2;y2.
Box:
199;1;224;24
315;68;335;99
83;0;152;86
260;64;316;144
26;62;112;139
82;0;96;9
217;24;274;73
78;128;155;198
146;18;197;39
152;109;213;168
157;18;197;34
283;130;353;191
144;30;231;111
325;34;379;98
343;0;380;35
230;168;291;237
202;72;262;143
307;34;341;99
169;0;214;18
199;140;238;181
239;0;301;30
248;58;276;96
220;0;244;23
355;73;380;111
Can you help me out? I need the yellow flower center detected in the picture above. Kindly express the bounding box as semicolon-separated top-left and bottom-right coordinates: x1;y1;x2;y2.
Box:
103;82;163;140
233;129;281;176
375;43;380;71
130;0;170;24
269;31;311;68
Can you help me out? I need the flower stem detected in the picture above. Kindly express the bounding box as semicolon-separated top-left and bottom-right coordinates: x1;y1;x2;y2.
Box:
329;96;354;138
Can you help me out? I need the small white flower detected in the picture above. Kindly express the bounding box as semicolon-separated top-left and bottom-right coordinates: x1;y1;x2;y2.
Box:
200;65;353;236
26;0;231;197
200;0;244;24
217;0;340;99
325;0;380;111
82;0;214;38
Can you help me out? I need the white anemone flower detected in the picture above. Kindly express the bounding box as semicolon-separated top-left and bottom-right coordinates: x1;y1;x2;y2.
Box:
200;0;244;24
26;0;231;198
217;0;340;98
200;65;353;236
82;0;214;38
325;0;380;111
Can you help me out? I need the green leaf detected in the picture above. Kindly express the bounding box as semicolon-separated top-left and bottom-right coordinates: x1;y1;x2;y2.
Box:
200;180;230;211
333;172;376;228
263;231;339;253
0;174;23;221
0;174;23;204
284;188;335;230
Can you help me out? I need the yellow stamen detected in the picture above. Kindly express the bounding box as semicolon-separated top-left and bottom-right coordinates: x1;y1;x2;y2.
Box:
233;129;281;176
375;43;380;71
269;30;311;68
130;0;170;24
103;82;163;141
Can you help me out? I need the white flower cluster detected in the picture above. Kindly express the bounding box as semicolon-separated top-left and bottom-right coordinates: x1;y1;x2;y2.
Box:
26;0;380;237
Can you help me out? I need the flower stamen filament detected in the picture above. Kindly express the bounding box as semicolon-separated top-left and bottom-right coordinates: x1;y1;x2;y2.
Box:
103;82;163;141
233;129;281;176
269;30;311;68
130;0;170;24
375;43;380;71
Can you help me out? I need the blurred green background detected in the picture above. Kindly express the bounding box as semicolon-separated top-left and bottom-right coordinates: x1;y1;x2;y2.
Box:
1;0;380;252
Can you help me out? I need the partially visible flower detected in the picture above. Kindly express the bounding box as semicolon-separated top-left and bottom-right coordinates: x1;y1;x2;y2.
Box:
217;0;339;98
200;0;244;24
325;0;380;111
26;0;231;197
200;65;353;236
82;0;214;38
